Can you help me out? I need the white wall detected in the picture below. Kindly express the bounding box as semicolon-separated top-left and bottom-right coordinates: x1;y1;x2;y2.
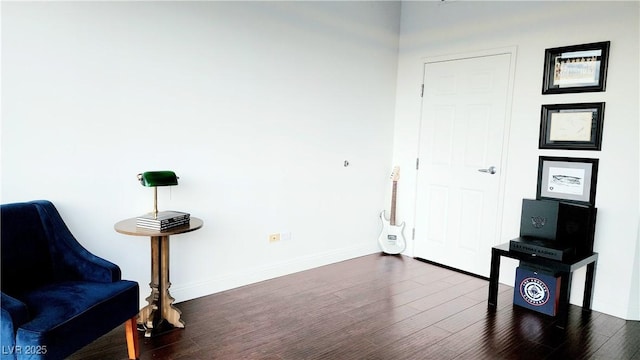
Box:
1;2;401;303
394;1;639;320
3;1;639;322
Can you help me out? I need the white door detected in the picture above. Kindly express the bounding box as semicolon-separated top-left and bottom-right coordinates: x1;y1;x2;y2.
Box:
414;52;513;277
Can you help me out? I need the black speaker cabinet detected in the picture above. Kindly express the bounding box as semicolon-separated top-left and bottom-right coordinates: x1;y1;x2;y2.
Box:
519;199;596;256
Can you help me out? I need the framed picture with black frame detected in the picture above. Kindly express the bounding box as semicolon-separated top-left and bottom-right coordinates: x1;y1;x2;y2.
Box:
539;102;605;150
537;156;599;206
542;41;610;94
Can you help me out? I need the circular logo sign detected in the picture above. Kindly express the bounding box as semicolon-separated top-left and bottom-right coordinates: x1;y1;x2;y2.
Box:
519;277;550;306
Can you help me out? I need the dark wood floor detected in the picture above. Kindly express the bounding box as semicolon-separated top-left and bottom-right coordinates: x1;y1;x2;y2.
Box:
70;254;639;360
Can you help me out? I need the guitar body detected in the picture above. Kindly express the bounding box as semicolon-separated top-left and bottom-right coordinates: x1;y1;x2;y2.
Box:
378;210;406;254
378;166;406;255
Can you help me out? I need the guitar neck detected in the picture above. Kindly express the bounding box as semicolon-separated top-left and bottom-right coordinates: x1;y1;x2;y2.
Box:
390;181;397;226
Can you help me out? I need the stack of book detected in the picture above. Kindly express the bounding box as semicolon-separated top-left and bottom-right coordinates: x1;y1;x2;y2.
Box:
136;211;190;231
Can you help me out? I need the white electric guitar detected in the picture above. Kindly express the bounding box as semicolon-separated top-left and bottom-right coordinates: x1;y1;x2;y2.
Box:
378;166;406;254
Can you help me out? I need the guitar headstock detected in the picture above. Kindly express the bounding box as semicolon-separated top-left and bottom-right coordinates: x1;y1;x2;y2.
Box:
390;166;400;182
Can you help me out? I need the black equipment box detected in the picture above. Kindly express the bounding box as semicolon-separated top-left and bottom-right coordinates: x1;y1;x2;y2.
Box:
510;199;597;260
509;237;575;261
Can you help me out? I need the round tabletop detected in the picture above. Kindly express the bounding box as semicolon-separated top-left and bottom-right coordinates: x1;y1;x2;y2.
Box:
114;217;203;237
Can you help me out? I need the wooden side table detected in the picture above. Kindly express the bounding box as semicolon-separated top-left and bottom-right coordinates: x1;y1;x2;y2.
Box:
115;217;203;337
488;242;598;329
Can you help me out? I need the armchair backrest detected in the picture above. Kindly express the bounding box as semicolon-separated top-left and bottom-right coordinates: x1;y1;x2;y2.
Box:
1;202;55;296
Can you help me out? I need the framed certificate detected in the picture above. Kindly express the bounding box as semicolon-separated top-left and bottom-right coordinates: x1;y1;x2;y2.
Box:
542;41;610;94
537;156;599;206
539;103;605;150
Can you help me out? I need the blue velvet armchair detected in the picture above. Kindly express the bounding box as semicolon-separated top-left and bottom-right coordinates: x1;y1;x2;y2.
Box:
1;200;140;360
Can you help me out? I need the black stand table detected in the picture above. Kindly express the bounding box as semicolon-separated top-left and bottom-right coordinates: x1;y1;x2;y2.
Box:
488;242;598;329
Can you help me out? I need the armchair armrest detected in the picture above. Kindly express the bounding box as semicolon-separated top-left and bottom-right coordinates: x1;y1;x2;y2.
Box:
32;201;122;283
1;292;30;352
56;242;123;283
1;292;29;327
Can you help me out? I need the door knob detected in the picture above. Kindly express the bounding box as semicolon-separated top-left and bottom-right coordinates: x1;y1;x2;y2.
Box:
478;166;497;174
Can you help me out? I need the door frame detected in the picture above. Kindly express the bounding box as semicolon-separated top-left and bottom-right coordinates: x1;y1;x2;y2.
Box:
412;46;518;260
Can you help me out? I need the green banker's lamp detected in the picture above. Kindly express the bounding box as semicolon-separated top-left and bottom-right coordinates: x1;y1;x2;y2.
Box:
137;171;179;219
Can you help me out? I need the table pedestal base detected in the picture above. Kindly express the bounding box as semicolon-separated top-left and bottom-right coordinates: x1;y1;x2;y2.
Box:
115;217;202;337
137;235;185;337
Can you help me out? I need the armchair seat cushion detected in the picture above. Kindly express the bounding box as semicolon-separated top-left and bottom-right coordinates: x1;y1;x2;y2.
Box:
15;280;138;360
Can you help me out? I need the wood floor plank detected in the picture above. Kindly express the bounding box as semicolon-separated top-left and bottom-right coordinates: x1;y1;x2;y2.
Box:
406;277;487;311
361;325;452;360
67;254;639;360
589;320;640;359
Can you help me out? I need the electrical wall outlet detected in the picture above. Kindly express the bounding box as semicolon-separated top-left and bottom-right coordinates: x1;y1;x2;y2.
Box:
269;233;280;243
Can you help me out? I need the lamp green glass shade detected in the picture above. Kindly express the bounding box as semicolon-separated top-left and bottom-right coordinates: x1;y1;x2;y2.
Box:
137;171;179;219
137;171;178;187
